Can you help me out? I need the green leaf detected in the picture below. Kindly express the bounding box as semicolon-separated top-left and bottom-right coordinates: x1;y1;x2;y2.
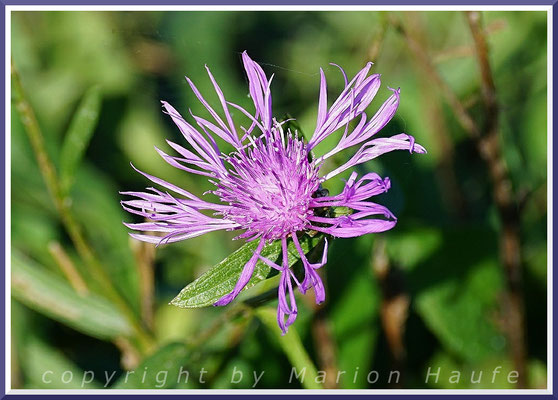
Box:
408;227;507;363
113;342;191;389
11;251;132;340
59;85;101;193
415;258;506;363
170;234;324;308
256;307;322;389
408;225;506;363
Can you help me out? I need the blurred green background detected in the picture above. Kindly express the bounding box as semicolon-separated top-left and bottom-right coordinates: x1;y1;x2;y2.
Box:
10;10;547;389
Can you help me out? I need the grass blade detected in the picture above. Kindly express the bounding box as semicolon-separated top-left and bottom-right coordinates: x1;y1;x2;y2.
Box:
12;251;132;340
60;85;102;193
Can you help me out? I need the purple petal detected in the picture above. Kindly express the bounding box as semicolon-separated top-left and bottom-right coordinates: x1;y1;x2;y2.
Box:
214;239;266;306
316;68;328;129
205;65;240;145
154;146;214;178
309;62;379;149
185;74;241;148
310;172;391;208
242;51;273;132
322;133;426;181
329;63;348;87
310;217;397;238
161;101;225;174
319;87;401;161
292;235;329;305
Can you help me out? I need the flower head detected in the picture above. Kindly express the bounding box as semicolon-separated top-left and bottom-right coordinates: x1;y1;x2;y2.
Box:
122;51;426;334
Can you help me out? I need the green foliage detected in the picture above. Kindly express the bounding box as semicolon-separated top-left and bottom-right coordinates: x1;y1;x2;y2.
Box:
403;227;507;363
171;234;323;308
12;252;132;340
256;307;322;389
19;337;102;389
71;165;141;312
60;85;102;193
415;258;506;363
113;343;193;389
327;235;381;388
10;9;547;390
425;352;515;389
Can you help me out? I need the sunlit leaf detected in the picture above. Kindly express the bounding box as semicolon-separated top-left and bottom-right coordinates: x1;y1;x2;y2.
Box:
11;251;132;340
171;234;324;309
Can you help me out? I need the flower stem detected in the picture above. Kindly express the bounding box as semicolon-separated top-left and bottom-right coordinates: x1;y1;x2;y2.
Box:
11;60;154;354
130;239;156;330
47;241;89;296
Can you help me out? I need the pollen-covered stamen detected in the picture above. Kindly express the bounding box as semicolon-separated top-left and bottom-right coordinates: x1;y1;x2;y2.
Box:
214;122;321;241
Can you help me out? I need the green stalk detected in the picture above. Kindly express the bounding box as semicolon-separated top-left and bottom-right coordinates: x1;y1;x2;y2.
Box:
11;60;154;354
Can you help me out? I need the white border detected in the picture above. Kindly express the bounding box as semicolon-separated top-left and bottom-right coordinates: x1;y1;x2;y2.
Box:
5;3;12;395
5;4;554;396
4;388;556;395
3;5;554;11
546;4;553;395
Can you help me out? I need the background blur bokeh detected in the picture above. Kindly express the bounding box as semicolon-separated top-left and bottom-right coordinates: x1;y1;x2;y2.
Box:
10;10;548;389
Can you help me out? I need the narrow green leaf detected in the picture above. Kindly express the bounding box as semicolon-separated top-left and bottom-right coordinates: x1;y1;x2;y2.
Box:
256;307;322;389
170;234;323;309
59;85;101;193
11;251;132;340
113;342;190;389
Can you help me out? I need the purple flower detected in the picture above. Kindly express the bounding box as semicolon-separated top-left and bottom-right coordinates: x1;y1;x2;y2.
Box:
121;52;425;334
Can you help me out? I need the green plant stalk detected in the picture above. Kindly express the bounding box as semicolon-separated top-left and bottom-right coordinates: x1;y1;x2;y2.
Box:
11;60;154;354
188;237;330;372
256;307;322;389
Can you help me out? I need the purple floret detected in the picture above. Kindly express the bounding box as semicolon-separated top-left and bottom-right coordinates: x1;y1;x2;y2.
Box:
122;51;425;334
